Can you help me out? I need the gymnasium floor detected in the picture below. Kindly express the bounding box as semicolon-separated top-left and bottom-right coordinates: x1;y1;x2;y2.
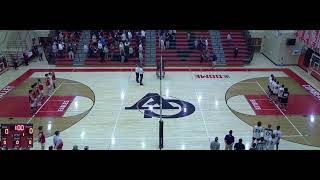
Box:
1;53;320;150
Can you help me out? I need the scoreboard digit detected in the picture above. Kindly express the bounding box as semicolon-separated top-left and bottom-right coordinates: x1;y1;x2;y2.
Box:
1;124;33;149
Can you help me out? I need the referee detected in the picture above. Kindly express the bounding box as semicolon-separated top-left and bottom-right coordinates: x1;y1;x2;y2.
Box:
135;64;140;83
139;65;144;86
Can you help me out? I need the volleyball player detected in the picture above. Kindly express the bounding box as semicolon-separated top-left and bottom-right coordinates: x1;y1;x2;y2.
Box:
273;126;282;150
277;85;285;105
37;79;44;101
29;90;35;114
45;74;53;95
280;88;289;111
252;121;263;143
256;137;266;150
267;75;274;100
272;81;280;102
266;134;277;150
263;124;273;142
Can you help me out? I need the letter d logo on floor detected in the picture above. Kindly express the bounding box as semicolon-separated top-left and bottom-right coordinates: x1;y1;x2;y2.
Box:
125;93;195;119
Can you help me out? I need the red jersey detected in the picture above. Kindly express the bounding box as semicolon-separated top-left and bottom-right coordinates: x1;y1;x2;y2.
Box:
36;88;40;96
32;91;37;99
39;84;44;90
46;78;50;86
38;132;46;144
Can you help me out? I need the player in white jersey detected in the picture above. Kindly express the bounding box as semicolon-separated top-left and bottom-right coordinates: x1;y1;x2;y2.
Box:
272;81;280;101
256;137;266;150
273;126;282;150
252;121;263;143
277;85;285;104
263;124;273;141
280;88;289;110
266;134;277;150
267;75;275;99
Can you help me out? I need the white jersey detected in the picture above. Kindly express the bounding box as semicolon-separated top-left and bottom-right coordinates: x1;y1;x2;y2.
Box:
263;128;273;141
253;126;264;139
268;77;273;88
256;141;266;150
138;67;144;75
273;83;280;94
273;130;282;143
135;67;139;73
278;87;284;97
266;138;277;150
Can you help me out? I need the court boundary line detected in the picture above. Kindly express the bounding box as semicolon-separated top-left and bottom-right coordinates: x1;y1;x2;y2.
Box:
108;71;132;150
191;71;211;142
254;80;312;145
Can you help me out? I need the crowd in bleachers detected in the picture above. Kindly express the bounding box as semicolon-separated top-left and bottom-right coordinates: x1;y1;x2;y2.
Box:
86;30;146;64
51;31;81;60
158;30;176;51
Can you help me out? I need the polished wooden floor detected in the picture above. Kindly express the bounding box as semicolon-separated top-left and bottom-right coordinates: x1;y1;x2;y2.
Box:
0;53;320;150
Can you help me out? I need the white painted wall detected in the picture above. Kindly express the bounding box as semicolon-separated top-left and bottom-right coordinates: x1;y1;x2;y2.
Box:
260;30;302;65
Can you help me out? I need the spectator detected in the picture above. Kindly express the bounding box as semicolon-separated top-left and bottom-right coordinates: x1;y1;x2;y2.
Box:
249;143;257;150
227;32;232;46
23;51;29;66
165;35;170;49
38;126;46;150
98;40;103;50
58;42;64;57
52;42;58;57
128;31;132;42
83;44;89;55
129;46;134;57
205;39;209;51
48;146;53;150
121;32;127;42
139;43;143;54
13;58;18;70
100;48;105;62
84;146;89;150
234;138;245;150
194;39;198;49
92;34;97;43
67;44;74;60
233;47;239;58
273;126;282;150
212;53;217;66
141;30;146;41
104;45;110;60
119;42;124;54
160;38;165;51
139;52;143;63
210;137;220;150
135;64;140;83
53;131;63;150
139;64;144;86
72;145;79;150
172;30;176;40
38;44;44;61
187;32;191;40
224;130;235;150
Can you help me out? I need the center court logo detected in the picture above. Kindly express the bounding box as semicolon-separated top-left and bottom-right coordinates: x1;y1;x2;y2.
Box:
125;93;195;118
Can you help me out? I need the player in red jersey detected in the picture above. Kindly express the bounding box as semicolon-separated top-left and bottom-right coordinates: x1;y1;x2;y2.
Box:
38;126;46;150
33;83;41;107
45;74;53;96
29;90;35;114
37;79;44;101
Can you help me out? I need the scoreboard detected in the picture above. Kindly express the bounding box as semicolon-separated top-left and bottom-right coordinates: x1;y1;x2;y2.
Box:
0;124;33;149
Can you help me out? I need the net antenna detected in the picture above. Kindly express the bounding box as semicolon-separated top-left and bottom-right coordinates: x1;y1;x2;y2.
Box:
159;54;164;150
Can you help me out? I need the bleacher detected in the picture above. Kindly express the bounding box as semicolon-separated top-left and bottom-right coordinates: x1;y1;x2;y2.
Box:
220;30;249;66
84;30;145;66
156;30;213;67
54;31;81;66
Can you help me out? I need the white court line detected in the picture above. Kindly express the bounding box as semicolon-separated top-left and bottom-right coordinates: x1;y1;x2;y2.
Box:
255;80;306;140
255;109;279;111
238;82;261;84
61;82;81;85
108;71;132;150
46;99;68;102
27;81;64;123
38;111;62;113
192;72;211;142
